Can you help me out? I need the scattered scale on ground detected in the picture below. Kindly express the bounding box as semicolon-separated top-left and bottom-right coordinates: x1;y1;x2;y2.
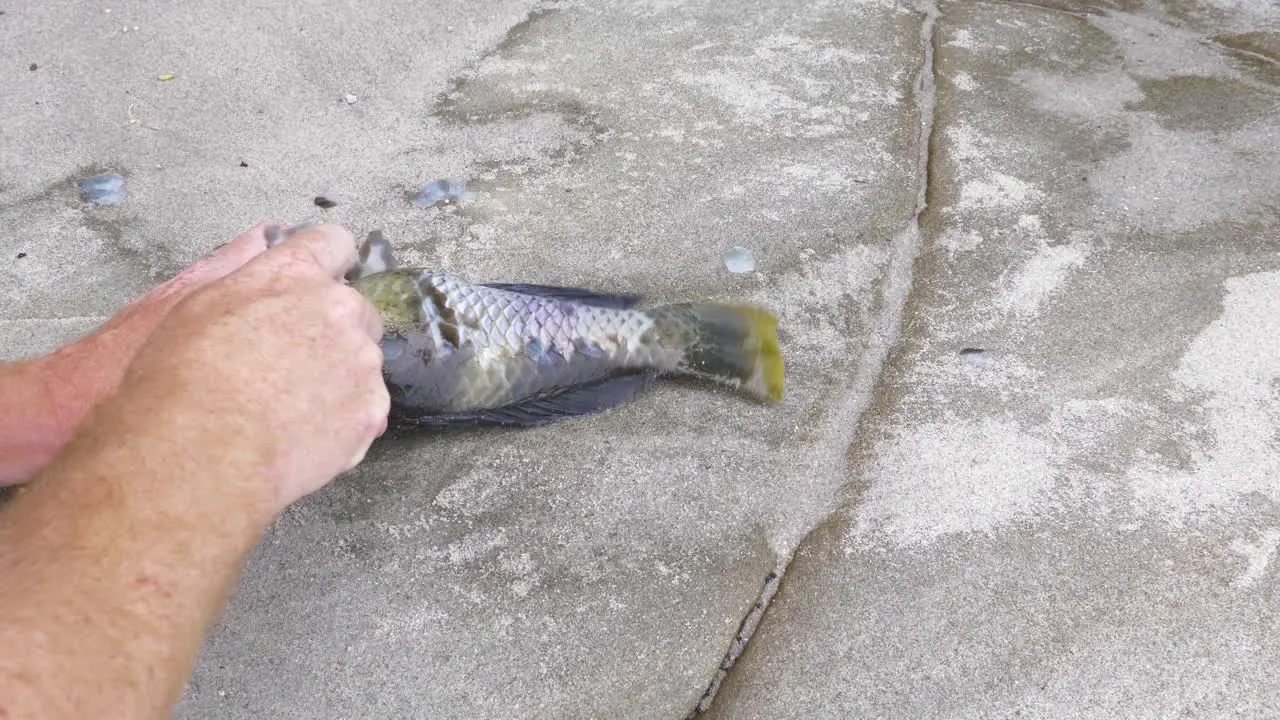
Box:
74;174;760;279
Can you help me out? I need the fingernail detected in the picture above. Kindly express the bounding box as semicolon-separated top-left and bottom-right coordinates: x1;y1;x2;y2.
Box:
264;221;324;246
283;221;321;237
347;447;369;470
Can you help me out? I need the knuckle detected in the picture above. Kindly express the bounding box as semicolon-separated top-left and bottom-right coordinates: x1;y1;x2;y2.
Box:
277;236;327;268
370;398;390;431
358;341;385;369
362;405;385;435
366;307;385;337
322;285;361;322
331;283;365;311
271;245;341;284
175;282;229;317
259;244;311;274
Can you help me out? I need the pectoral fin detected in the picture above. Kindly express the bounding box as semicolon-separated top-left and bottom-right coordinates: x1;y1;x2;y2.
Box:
389;371;659;428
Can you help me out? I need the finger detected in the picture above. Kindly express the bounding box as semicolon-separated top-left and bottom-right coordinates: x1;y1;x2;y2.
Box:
328;284;384;341
357;292;384;341
345;417;382;470
161;222;279;297
267;222;358;280
369;379;391;436
264;221;321;249
347;383;391;470
347;446;370;471
201;222;277;276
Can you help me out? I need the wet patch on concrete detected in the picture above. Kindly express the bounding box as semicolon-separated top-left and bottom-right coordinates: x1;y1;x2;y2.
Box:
1127;75;1276;131
0;165;178;320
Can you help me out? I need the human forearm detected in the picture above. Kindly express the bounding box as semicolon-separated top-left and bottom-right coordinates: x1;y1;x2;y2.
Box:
0;354;78;486
0;392;277;720
0;222;386;720
0;225;276;488
0;273;195;487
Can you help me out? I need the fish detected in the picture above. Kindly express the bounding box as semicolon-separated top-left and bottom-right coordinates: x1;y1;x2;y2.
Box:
272;226;784;427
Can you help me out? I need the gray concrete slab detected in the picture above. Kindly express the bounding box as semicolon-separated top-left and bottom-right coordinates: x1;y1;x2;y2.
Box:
0;0;539;353
2;0;929;718
706;0;1280;717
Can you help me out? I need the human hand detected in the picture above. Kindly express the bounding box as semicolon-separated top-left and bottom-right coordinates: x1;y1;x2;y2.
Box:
41;222;280;432
105;222;389;516
0;223;280;487
0;226;389;720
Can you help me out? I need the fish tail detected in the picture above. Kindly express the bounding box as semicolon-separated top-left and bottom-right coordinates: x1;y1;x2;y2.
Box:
648;303;784;402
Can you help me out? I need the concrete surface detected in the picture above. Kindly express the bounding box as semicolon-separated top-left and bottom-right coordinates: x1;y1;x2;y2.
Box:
707;0;1280;717
1;0;1277;718
4;0;921;717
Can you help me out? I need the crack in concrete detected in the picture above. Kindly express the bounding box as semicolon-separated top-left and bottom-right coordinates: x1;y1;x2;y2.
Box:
683;1;942;715
684;564;783;719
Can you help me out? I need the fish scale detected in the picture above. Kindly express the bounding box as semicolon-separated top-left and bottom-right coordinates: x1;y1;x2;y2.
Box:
333;229;785;427
435;277;632;362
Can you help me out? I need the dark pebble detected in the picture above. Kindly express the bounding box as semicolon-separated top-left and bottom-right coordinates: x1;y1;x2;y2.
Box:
29;63;37;71
313;194;338;209
239;160;249;168
16;252;27;259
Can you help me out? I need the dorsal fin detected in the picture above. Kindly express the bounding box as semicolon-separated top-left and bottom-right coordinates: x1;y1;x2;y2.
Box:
481;283;642;309
346;229;398;282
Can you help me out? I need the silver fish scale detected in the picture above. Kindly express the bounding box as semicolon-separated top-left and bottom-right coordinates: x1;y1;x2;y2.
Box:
372;271;682;413
420;271;658;364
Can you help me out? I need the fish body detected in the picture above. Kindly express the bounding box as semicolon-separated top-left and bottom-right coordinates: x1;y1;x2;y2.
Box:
273;226;784;427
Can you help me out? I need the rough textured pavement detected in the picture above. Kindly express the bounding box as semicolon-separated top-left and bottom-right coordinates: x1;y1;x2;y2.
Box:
708;1;1280;717
1;0;1277;717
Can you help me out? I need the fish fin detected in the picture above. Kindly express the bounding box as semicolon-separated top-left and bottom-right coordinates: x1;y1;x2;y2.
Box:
481;283;643;309
346;230;398;282
360;230;398;274
495;371;659;423
651;303;784;403
390;372;659;428
386;411;489;430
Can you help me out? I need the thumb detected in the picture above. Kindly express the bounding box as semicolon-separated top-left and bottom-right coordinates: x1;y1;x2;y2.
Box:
198;222;278;279
262;222;359;281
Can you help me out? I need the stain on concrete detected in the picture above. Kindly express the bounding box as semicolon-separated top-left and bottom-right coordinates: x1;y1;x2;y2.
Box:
1128;75;1276;131
0;166;175;319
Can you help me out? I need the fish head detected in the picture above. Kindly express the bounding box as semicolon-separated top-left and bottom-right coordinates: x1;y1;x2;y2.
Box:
350;268;425;337
265;223;415;335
